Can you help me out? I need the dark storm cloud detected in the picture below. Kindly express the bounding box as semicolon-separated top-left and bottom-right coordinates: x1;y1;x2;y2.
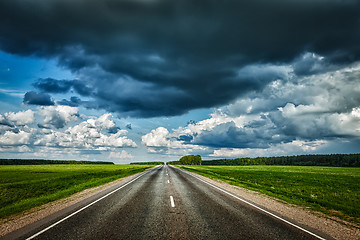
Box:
23;91;55;106
2;0;360;117
267;109;356;140
33;78;93;96
194;121;292;149
33;78;72;93
58;96;82;107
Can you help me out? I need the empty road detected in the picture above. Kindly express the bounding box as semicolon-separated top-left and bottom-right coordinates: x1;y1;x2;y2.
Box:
3;165;331;240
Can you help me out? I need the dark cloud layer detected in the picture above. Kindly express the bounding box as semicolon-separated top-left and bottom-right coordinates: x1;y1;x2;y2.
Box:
23;91;55;106
33;78;92;96
1;0;360;117
194;120;292;149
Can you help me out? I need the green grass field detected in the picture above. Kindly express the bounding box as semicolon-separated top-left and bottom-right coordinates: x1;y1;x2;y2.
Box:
0;164;152;218
178;165;360;224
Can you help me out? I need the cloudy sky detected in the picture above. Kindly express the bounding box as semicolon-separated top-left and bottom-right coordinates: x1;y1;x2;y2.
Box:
1;0;360;163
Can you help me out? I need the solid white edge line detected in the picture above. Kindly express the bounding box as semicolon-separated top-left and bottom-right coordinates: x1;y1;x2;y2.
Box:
175;167;327;240
26;167;158;240
170;196;175;207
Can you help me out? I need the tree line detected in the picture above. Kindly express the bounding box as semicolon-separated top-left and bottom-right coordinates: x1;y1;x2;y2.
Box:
200;154;360;167
0;159;114;165
168;155;202;165
130;161;164;165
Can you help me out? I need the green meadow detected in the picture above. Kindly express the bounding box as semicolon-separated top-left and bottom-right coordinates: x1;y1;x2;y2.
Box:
178;165;360;224
0;164;151;218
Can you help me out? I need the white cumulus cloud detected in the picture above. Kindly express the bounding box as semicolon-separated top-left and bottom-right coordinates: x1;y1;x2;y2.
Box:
0;130;32;146
39;105;79;129
4;110;35;125
35;114;136;149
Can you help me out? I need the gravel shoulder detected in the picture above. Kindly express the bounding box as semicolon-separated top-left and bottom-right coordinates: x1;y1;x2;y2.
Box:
0;168;154;237
182;168;360;240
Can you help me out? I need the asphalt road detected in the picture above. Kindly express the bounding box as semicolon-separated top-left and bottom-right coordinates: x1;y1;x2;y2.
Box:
3;165;331;240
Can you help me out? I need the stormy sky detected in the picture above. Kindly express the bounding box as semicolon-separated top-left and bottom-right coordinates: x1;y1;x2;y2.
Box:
0;0;360;162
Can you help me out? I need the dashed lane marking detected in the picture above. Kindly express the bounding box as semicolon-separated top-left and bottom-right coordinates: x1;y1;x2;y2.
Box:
170;196;175;207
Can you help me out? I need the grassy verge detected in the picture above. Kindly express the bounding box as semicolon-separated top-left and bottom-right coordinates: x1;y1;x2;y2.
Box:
177;165;360;224
0;164;152;218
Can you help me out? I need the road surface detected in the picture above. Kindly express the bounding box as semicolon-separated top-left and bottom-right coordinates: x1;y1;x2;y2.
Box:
3;165;331;240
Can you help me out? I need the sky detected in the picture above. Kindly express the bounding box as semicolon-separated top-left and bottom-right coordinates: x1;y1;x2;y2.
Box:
0;0;360;163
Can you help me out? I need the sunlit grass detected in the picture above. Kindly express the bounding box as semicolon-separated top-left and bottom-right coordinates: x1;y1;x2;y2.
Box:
0;164;151;218
178;165;360;224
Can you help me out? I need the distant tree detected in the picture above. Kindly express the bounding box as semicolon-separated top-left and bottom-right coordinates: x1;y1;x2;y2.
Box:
167;160;180;165
179;155;202;165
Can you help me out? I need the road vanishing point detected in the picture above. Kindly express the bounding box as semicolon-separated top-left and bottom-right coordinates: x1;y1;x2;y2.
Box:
3;165;332;240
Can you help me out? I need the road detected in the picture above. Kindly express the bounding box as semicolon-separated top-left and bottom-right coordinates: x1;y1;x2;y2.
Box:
3;165;331;240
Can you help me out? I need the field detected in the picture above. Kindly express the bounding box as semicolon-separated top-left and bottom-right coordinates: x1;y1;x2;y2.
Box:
0;164;152;218
178;165;360;224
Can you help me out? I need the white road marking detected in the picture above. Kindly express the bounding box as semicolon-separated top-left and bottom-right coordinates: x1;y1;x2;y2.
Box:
167;180;170;183
176;167;327;240
170;196;175;207
26;167;159;240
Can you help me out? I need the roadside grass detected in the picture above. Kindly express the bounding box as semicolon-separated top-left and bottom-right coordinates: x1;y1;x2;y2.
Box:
0;164;152;218
177;165;360;224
